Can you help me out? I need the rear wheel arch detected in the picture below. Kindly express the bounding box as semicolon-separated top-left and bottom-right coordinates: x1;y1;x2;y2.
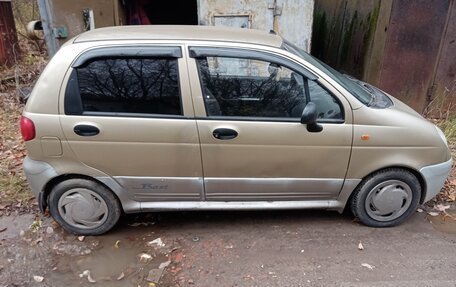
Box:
42;174;123;212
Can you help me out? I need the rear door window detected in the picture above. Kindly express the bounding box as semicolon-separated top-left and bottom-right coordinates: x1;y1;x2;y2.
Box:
66;56;182;116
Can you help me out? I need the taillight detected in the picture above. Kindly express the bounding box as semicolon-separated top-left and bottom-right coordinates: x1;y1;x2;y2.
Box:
20;116;35;141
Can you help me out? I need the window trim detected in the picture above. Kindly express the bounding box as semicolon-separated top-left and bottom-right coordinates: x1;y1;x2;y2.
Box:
65;53;184;117
189;46;318;80
82;111;191;120
72;46;182;68
191;47;344;124
195;116;344;124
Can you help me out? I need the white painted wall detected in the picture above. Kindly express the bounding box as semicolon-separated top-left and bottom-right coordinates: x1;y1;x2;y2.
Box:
198;0;314;52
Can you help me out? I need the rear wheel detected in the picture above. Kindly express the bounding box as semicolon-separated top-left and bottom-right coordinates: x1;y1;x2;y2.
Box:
48;179;121;235
351;169;421;227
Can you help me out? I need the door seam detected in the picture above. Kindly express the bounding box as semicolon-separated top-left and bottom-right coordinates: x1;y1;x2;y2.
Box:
183;43;207;201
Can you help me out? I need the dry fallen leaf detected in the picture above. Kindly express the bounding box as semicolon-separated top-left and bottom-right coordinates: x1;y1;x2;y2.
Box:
147;238;165;248
33;275;44;282
358;242;364;250
361;263;375;270
114;240;121;249
87;273;96;283
116;272;125;280
435;204;450;212
80;270;96;283
159;261;171;270
139;253;153;263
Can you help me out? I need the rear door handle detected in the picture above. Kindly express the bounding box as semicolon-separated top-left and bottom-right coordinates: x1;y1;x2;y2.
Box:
74;124;100;136
212;128;238;140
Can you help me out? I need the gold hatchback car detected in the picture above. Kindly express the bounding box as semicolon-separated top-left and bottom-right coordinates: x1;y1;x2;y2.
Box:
22;26;452;235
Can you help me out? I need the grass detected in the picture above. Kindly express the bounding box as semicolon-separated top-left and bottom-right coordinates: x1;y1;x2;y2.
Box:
0;90;32;214
441;117;456;141
0;175;30;205
0;55;46;215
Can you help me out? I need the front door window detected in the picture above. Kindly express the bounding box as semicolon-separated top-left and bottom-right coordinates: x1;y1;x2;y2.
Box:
195;56;343;121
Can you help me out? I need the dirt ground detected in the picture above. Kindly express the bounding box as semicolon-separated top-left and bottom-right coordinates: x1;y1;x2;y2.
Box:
1;209;456;287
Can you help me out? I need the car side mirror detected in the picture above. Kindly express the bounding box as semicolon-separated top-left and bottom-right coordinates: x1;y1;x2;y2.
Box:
300;102;323;133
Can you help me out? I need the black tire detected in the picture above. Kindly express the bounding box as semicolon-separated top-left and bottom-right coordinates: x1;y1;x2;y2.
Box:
48;178;121;235
350;168;421;227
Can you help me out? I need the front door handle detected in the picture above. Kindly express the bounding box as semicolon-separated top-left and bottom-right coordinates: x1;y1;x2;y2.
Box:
212;128;238;140
74;124;100;136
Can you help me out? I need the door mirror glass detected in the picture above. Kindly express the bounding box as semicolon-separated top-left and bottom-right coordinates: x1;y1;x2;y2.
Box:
301;102;323;132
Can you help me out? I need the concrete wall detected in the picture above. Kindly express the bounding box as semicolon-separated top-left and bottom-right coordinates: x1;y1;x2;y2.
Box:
38;0;123;56
39;0;314;56
198;0;314;51
52;0;121;38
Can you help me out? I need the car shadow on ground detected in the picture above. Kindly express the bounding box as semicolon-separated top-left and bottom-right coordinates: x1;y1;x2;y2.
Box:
117;209;357;232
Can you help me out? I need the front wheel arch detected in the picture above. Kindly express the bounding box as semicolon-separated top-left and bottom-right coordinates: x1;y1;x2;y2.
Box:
345;165;427;207
349;167;423;227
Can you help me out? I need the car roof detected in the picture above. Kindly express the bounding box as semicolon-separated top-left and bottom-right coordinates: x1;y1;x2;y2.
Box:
73;25;283;47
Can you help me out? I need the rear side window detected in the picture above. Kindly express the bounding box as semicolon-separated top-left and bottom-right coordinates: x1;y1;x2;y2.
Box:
68;57;182;116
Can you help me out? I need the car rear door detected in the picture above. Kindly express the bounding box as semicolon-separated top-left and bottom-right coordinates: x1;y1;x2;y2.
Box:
187;46;354;201
59;45;203;202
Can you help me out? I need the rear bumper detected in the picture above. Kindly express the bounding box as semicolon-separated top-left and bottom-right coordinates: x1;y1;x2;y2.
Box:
23;156;57;211
420;158;453;203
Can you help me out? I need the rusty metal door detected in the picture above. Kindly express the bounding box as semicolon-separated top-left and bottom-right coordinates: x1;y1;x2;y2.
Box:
378;0;450;113
0;0;19;66
425;0;456;117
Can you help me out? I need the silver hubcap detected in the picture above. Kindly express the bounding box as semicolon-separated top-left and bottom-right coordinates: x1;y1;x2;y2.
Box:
58;188;109;229
365;180;413;222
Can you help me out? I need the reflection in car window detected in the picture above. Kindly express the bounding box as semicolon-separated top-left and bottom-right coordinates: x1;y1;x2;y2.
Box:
76;58;182;115
196;56;343;121
308;80;343;120
283;40;373;106
196;56;307;118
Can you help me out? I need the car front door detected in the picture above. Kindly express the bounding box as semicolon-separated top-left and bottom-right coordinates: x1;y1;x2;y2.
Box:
59;46;203;202
187;46;353;201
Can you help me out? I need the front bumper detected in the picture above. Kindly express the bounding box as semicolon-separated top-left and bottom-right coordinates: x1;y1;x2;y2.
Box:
23;156;58;211
420;158;453;203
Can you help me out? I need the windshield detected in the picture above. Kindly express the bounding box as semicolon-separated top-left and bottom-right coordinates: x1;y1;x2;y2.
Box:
282;41;388;107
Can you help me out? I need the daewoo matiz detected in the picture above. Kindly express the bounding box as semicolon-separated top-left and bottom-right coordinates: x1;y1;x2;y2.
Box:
21;26;452;235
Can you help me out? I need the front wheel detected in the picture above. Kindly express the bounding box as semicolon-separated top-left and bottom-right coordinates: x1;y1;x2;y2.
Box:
48;179;121;235
350;169;421;227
